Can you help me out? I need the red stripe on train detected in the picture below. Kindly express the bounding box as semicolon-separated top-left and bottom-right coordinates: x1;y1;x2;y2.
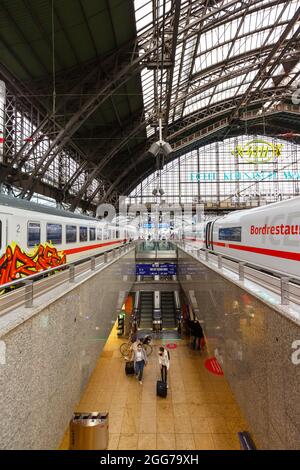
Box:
64;240;126;255
213;241;300;261
185;238;300;261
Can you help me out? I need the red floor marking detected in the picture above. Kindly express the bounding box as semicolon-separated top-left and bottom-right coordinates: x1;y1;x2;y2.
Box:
205;357;224;375
166;343;177;349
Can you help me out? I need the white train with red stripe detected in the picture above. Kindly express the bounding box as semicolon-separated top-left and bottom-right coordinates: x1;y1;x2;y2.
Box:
185;196;300;278
0;194;134;286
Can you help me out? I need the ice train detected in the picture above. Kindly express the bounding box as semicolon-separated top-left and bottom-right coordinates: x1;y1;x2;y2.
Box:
184;196;300;278
0;194;134;286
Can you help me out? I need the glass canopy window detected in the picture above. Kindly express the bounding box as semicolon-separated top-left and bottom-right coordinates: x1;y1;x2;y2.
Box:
128;135;300;205
134;1;300;136
0;90;102;205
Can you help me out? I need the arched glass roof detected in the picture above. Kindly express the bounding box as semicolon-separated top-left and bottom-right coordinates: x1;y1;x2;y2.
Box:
1;0;300;211
134;0;300;136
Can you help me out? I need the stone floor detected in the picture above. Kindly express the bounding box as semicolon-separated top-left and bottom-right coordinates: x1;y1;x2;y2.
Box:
59;325;248;450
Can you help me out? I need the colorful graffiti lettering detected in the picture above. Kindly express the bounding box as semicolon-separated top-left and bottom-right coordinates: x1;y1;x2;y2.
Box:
0;242;66;286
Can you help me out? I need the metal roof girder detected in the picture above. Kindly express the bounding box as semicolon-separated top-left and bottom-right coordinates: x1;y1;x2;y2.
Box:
68;115;150;209
168;87;289;139
230;5;300;121
20;51;146;199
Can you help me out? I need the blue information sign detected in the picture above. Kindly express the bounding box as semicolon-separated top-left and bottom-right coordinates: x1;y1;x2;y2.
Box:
136;263;177;276
143;223;170;228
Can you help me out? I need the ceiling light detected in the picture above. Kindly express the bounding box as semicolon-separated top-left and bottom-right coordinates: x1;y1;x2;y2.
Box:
161;141;172;156
148;142;160;157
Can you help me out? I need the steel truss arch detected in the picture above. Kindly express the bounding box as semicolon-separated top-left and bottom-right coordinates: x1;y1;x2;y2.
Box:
1;0;300;210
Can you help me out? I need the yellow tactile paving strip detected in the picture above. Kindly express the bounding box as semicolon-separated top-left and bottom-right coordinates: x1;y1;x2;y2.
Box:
59;325;248;450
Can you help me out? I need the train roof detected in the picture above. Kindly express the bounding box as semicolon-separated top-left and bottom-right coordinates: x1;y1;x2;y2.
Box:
0;194;95;221
216;195;300;222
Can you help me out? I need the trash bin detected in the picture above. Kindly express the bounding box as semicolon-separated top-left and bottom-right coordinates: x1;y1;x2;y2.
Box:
69;412;109;450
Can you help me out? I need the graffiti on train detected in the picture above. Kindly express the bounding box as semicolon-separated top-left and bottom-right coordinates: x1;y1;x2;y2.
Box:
0;242;66;285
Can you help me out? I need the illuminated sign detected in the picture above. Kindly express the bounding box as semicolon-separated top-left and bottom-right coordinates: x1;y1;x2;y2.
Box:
143;223;170;228
136;263;177;276
190;170;300;182
231;140;283;163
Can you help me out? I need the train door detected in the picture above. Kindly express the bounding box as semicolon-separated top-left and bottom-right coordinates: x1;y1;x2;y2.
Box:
205;221;214;250
0;214;7;255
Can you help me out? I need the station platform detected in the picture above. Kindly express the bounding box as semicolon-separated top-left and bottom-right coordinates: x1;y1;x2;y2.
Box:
59;326;248;450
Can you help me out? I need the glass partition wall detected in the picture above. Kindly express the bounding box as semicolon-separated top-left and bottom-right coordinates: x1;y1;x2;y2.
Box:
128;135;300;206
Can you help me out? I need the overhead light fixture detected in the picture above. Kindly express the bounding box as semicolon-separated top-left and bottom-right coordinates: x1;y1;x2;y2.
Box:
148;142;160;157
159;188;165;195
148;140;172;157
152;188;158;196
147;118;172;157
161;141;172;156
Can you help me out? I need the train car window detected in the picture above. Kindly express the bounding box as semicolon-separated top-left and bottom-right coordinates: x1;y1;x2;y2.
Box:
89;227;96;241
46;223;62;245
219;227;242;242
80;226;88;242
116;230;119;239
28;222;41;247
66;225;77;243
103;229;108;240
108;229;111;239
97;228;102;240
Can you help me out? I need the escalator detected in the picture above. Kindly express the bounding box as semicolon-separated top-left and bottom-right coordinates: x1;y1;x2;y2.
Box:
161;292;176;329
139;291;153;329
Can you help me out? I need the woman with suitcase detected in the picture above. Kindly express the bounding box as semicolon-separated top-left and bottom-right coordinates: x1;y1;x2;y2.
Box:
158;347;170;388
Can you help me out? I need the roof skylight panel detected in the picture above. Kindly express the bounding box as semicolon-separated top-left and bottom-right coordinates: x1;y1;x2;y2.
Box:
281;0;299;21
236;83;249;95
134;0;153;33
279;75;293;87
200;30;213;51
214;73;248;94
183;97;208;117
289;62;300;78
271;64;285;77
208;84;246;105
184;85;221;112
146;125;155;138
229;36;249;58
262;78;278;89
240;10;254;36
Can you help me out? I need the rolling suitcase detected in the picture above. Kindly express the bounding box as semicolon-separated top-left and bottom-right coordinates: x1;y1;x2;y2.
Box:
156;380;167;398
125;361;134;375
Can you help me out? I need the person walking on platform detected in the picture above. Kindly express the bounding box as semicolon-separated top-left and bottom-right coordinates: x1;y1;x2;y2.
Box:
128;334;139;361
133;342;147;384
188;318;196;349
158;346;170;386
194;320;204;351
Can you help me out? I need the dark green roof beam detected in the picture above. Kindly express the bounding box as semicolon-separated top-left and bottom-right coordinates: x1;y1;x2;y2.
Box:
1;2;49;75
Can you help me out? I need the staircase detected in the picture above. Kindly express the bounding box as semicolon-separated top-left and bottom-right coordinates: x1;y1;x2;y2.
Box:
139;291;153;329
161;292;176;329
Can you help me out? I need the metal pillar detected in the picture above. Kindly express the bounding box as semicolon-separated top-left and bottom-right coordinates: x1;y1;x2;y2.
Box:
69;264;75;283
281;277;290;305
24;280;33;308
